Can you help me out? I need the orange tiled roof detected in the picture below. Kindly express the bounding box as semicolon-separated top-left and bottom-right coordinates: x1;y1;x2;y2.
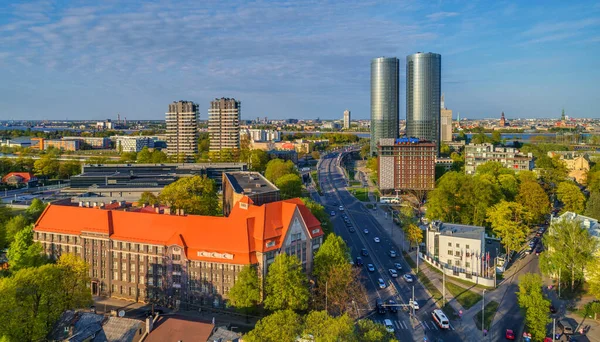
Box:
34;196;322;265
2;172;35;183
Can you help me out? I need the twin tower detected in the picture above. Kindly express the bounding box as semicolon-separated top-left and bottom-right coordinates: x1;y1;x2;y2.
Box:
370;53;441;156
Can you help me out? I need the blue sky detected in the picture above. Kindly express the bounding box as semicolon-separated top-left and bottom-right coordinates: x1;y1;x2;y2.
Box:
0;0;599;121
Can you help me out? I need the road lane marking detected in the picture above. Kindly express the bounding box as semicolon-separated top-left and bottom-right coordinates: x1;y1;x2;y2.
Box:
394;321;401;329
422;320;429;329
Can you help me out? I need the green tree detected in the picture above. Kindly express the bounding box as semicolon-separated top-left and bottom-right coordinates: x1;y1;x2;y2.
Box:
498;173;519;201
119;151;138;163
58;160;81;179
3;215;29;247
249;149;270;172
476;161;506;178
486;201;531;261
159;175;219;215
150;150;168;163
264;254;309;311
459;173;504;226
440;143;451;156
26;198;47;222
138;191;160;205
265;159;298;183
359;143;370;160
313;234;350;281
33;153;60;178
137;146;152;163
244;310;302;342
557;181;585;214
518;170;538;184
541;218;598;291
6;225;46;271
303;311;355;341
517;180;550;224
275;173;303;199
450;151;465;171
366;157;378;174
584;191;600;220
228;265;261;315
56;253;93;310
356;319;397;342
426;172;467;223
517;273;551;342
587;256;600;300
491;130;502;145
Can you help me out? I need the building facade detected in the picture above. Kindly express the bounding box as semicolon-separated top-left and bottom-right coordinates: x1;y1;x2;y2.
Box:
406;52;442;153
63;137;111;149
370;57;399;156
209;98;241;152
426;221;486;276
34;198;323;306
440;94;453;142
166;101;199;162
343;109;351;129
548;151;590;184
464;143;534;175
115;136;155;153
377;138;436;192
243;129;281;142
222;172;281;217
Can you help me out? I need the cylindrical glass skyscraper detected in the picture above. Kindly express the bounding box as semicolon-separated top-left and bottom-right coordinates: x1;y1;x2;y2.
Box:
370;57;399;156
406;52;441;153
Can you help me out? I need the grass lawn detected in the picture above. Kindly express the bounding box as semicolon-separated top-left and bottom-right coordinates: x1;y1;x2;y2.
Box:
349;180;361;186
402;251;417;269
352;188;370;202
427;265;495;290
416;270;443;303
444;282;483;310
474;300;499;330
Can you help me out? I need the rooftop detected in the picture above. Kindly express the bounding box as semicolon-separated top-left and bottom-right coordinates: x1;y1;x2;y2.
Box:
35;197;322;265
224;171;279;195
146;315;214;342
555;212;600;239
48;310;143;342
430;221;485;240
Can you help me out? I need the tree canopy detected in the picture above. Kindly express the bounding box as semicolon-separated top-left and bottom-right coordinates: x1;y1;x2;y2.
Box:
264;159;298;183
584;191;600;220
244;310;303;342
300;197;332;236
275;173;303;199
516;179;550;224
486;201;531;260
312;234;350;282
7;225;46;272
517;273;551;342
264;253;310;311
249;149;270;172
159;175;219;215
556;182;585;214
33;153;60;178
227;265;261;312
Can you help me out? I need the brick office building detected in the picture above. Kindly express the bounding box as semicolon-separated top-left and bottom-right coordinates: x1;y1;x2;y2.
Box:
378;137;436;193
33;197;323;307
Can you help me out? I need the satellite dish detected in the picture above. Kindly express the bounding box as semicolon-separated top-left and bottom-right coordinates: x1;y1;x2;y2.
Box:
118;310;125;317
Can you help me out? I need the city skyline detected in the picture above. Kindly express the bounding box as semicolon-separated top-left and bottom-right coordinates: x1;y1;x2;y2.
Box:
0;1;599;120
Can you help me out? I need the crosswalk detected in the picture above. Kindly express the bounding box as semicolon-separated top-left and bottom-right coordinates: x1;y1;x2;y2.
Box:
371;318;456;331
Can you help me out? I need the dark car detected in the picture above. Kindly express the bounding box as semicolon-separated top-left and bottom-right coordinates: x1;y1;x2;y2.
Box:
349;227;356;233
361;248;369;257
376;299;386;314
355;256;363;266
535;246;543;255
388;299;398;313
550;304;557;313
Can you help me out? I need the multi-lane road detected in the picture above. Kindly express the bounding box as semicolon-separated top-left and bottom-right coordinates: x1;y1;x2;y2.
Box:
314;151;462;342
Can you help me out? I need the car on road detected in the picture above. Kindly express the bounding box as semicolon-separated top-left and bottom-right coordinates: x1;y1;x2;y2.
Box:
378;278;386;289
384;319;395;333
330;211;335;216
363;229;369;234
361;248;369;256
376;298;386;314
367;264;375;272
409;300;419;310
550;304;557;313
389;250;397;258
388;269;398;277
339;205;344;211
355;257;363;266
529;239;537;248
374;237;380;243
535;246;543;255
388;299;398;313
505;329;515;340
349;227;355;233
403;274;414;283
394;263;403;270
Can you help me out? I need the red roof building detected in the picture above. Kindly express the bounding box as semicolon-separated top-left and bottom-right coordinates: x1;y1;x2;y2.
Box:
2;172;37;185
34;197;323;305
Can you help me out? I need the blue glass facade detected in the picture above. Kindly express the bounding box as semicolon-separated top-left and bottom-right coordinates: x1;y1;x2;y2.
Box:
370;57;399;156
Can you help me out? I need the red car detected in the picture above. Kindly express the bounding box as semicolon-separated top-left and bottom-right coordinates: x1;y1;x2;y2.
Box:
506;329;515;340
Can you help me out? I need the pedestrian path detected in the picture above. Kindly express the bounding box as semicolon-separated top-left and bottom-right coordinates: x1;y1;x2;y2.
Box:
370;318;456;331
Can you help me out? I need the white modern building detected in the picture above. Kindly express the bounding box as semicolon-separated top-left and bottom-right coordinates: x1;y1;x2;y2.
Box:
209;98;241;152
243;129;281;142
343;109;351;129
115;136;154;152
425;221;486;276
464;143;534;175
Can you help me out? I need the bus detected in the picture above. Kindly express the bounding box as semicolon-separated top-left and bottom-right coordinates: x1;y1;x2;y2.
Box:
432;309;450;329
380;196;400;204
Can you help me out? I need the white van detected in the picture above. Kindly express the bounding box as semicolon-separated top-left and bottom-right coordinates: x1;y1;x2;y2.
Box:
432;309;450;329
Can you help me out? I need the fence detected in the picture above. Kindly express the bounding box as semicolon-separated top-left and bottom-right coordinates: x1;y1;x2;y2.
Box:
421;253;496;287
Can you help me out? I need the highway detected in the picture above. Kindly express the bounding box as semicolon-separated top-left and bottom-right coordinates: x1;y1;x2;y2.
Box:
315;151;462;342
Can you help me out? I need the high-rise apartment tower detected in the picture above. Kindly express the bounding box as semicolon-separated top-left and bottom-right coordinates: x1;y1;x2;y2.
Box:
209;98;241;152
370;57;399;156
440;93;453;142
406;52;441;153
343;109;351;129
165;101;199;162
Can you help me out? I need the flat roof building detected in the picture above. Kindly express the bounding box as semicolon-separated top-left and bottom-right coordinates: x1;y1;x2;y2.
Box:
222;171;280;216
464;143;534;175
378;138;436;192
166;101;199;162
370;57;399;156
209;98;241;153
426;221;486;276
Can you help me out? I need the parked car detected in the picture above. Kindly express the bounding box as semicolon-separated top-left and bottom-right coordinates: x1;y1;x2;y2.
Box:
388;269;398;277
549;304;557;313
505;329;515;340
